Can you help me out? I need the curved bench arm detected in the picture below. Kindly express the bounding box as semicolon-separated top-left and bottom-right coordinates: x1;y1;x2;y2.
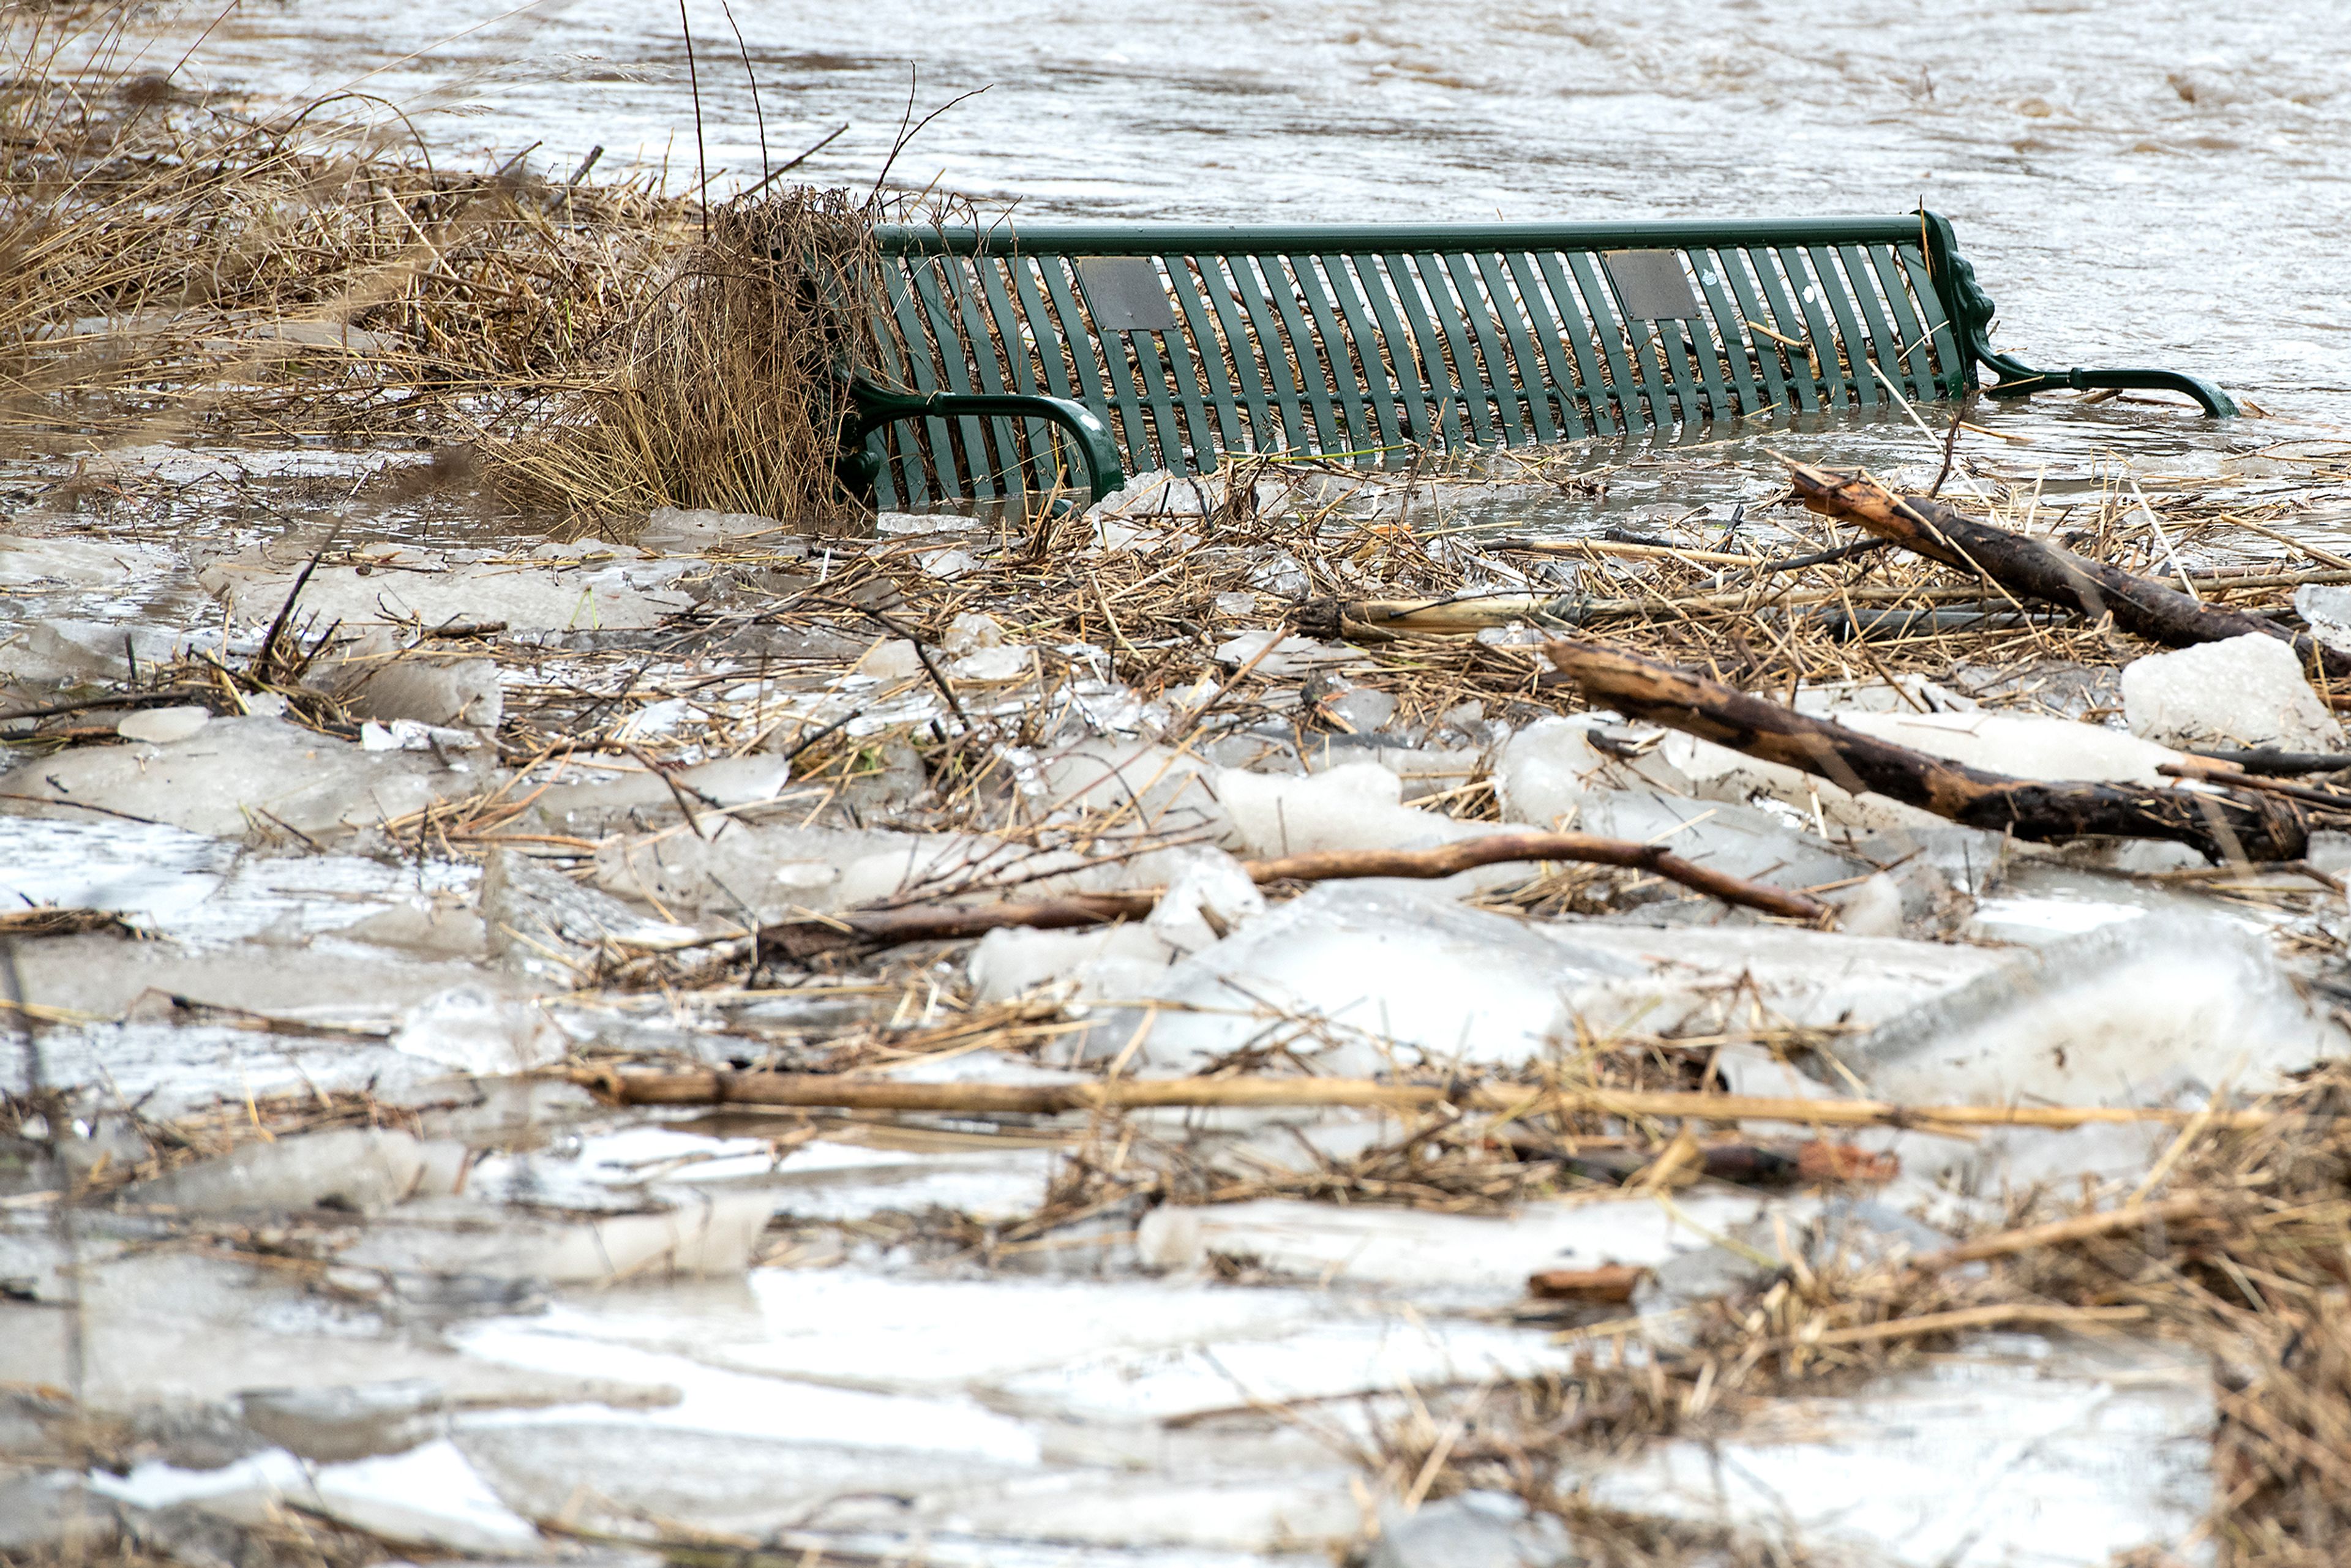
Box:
1970;352;2237;418
844;378;1127;503
1918;212;2237;418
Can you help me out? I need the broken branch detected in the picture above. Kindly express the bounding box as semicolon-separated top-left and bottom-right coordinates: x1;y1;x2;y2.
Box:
1782;460;2351;678
1542;639;2308;862
755;830;1829;963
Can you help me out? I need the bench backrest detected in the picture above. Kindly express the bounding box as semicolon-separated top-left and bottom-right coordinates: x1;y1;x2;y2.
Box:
860;216;1971;509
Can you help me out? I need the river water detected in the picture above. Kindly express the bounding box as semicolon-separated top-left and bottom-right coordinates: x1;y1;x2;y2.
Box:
133;0;2351;424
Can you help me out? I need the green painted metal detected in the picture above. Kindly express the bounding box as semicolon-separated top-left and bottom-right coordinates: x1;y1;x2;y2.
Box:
841;212;2233;506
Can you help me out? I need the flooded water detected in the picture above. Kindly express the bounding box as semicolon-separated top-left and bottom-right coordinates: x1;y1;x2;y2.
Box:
136;0;2351;422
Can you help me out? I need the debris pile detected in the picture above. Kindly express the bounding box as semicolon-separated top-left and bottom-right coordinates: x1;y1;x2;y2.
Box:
7;419;2351;1566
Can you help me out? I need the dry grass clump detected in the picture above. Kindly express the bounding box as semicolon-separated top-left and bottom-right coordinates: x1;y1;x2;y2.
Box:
2;9;892;525
484;189;882;524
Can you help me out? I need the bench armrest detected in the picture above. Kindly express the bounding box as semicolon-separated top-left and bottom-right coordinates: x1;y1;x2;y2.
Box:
1970;353;2238;418
1918;212;2237;418
845;378;1127;503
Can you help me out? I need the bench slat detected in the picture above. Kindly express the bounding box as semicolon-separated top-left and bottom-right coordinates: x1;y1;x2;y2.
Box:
1008;254;1098;499
1687;250;1765;418
1226;257;1316;456
1650;313;1706;429
1445;252;1532;445
1293;257;1374;455
1380;253;1463;447
1861;243;1938;404
940;257;1028;494
906;260;998;497
1127;323;1187;475
1322;255;1408;454
1742;247;1824;412
973;258;1061;494
1499;253;1588;440
1040;258;1147;476
1533;252;1621;436
1897;244;1967;397
1187;257;1280;454
1815;246;1890;411
1780;246;1867;408
1250;257;1344;454
1832;244;1907;407
1472;251;1558;445
1400;254;1485;446
1151;282;1221;478
1165;260;1249;457
882;260;958;505
1562;252;1651;430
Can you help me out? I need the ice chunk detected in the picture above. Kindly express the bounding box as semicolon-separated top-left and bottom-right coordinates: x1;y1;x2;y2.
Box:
1038;738;1231;843
0;533;177;588
1572;789;1869;893
2295;582;2351;656
329;654;503;733
0;1471;117;1553
1323;686;1398;733
1136;1191;1805;1296
833;832;1098;907
967;923;1178;1003
341;1190;771;1282
115;705;209;743
638;505;784;550
1128;884;1643;1076
1299;736;1487;803
946;643;1031;682
0;618;221;687
1849;915;2336;1108
198;555;686;630
0;716;491;838
523;754;789;835
1215;762;1500;859
2120;632;2342;751
391;986;564;1076
308;1438;541;1554
1371;1490;1574;1568
1210;628;1354;677
1494;715;1691;827
121;1128;442;1215
1580;1335;2213;1567
592;820;909;917
238;1381;446;1463
856;636;927;679
359;718;482;752
1145;846;1266;955
1837;708;2194;786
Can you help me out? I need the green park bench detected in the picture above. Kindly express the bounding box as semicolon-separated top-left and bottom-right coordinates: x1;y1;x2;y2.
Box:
839;212;2235;511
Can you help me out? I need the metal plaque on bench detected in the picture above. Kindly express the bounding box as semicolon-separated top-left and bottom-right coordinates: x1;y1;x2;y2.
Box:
1602;250;1701;321
1075;256;1180;334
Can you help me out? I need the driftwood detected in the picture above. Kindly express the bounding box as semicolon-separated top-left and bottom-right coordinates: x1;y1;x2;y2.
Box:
1543;639;2308;863
1784;461;2351;679
566;1066;2268;1133
757;830;1828;964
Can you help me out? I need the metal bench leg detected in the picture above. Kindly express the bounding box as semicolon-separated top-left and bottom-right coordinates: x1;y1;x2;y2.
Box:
842;377;1127;505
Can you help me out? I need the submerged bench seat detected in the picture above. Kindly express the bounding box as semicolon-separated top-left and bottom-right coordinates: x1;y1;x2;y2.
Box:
841;213;2233;509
